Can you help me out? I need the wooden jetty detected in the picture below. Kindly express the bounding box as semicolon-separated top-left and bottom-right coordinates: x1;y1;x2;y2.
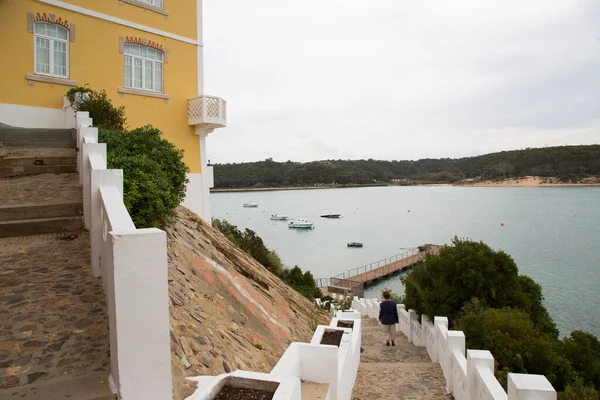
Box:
316;244;441;296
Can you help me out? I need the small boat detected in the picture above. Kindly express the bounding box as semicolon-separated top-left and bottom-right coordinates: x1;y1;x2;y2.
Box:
347;242;363;248
320;214;342;218
288;218;314;229
270;214;288;221
243;202;258;208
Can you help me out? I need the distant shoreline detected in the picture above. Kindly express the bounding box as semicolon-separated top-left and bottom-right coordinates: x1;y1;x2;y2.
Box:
210;176;600;192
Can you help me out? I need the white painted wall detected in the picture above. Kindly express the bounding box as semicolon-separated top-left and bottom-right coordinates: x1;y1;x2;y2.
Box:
0;102;74;129
76;113;173;399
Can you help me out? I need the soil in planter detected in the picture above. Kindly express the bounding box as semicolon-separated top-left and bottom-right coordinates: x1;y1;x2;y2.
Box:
321;330;344;347
213;385;275;400
337;321;354;329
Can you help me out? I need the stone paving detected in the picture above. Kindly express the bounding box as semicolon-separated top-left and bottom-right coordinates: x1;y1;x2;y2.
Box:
0;173;81;206
0;231;110;392
0;147;75;158
352;318;452;400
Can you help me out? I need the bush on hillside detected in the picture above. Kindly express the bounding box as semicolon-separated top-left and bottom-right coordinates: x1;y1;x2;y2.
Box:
562;331;600;391
402;237;600;397
456;300;572;390
559;378;600;400
67;86;127;132
401;237;521;322
212;219;322;299
281;266;322;299
99;126;189;228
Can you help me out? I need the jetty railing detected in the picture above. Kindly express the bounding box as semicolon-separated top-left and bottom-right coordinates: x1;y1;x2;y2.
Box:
315;277;365;298
334;247;424;281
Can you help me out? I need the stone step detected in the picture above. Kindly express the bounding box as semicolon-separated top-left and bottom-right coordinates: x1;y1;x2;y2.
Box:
0;127;75;148
0;164;77;178
0;202;82;222
0;373;116;400
352;362;451;400
0;156;76;166
0;173;82;207
301;381;329;400
0;216;84;238
360;345;432;363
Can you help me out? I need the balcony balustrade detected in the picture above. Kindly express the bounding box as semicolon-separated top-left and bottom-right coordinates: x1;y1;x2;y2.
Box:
188;95;227;130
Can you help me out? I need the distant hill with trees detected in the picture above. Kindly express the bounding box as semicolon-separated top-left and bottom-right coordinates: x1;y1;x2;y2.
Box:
212;144;600;188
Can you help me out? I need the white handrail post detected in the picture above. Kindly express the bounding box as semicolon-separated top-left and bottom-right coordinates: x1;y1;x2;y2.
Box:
109;228;172;400
408;309;418;343
91;168;122;279
75;112;92;172
78;126;96;185
398;304;406;334
508;374;556;400
433;316;448;362
467;350;494;400
446;330;465;393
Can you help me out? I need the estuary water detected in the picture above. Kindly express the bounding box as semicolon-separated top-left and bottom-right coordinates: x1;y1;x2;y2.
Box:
211;186;600;338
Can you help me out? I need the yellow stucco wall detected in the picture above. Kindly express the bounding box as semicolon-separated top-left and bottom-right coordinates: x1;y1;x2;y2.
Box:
65;0;197;40
0;0;201;172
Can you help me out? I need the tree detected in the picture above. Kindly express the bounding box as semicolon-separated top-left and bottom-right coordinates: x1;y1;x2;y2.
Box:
68;87;127;132
401;237;520;322
99;125;189;228
456;301;572;390
562;331;600;391
559;377;600;400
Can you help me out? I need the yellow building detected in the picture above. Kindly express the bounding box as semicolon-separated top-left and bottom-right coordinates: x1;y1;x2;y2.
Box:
0;0;226;221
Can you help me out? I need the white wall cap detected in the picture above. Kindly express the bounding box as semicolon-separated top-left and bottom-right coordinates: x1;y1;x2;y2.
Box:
467;349;494;361
448;330;465;339
508;374;556;400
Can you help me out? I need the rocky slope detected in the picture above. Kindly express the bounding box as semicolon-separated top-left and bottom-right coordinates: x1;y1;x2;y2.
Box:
165;207;329;399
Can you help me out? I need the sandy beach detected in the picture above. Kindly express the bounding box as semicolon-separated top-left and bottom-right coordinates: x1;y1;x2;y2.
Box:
455;176;600;187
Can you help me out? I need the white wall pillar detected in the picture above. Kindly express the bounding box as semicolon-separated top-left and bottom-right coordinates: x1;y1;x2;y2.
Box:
508;374;556;400
196;0;204;95
433;316;448;362
408;309;418;343
446;330;465;393
110;228;172;400
467;350;495;400
89;166;120;279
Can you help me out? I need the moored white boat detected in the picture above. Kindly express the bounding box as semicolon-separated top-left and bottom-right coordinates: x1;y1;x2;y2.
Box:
288;217;314;229
243;202;258;208
270;214;288;220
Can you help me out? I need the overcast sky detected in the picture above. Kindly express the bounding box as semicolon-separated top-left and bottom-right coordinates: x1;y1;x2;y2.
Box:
202;0;600;163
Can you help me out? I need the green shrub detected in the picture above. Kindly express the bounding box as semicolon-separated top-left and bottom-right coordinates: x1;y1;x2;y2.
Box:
559;378;600;400
402;237;520;322
68;87;127;132
212;219;322;299
456;300;572;390
99;125;189;228
562;331;600;391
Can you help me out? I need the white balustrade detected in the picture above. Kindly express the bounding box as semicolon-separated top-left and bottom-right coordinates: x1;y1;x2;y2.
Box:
355;297;556;400
188;95;227;127
75;112;172;400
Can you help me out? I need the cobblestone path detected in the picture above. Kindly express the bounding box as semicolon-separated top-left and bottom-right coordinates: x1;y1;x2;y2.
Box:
0;231;110;393
352;317;451;400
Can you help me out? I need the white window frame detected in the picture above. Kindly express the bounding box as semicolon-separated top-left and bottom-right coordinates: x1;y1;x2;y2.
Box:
138;0;163;9
123;44;164;93
33;21;69;79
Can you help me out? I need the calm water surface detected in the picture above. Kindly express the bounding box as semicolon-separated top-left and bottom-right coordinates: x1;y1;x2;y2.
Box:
212;186;600;338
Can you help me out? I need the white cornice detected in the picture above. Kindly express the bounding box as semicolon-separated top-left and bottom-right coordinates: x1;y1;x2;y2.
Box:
37;0;202;46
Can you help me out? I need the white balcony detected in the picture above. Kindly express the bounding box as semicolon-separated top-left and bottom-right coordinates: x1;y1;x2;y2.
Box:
188;95;227;130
